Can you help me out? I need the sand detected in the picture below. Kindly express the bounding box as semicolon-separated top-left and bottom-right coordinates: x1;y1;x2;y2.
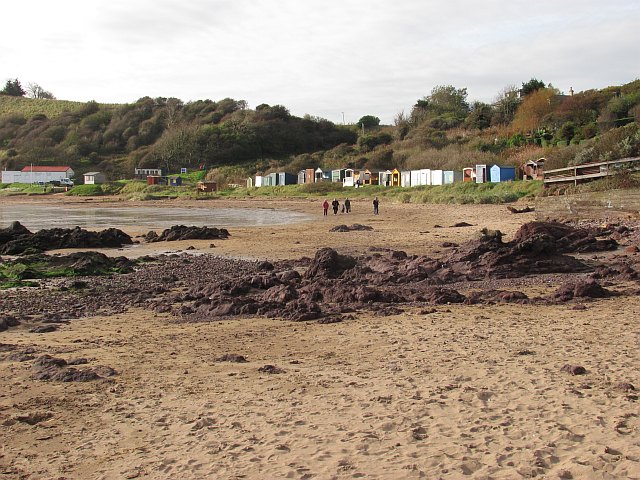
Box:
1;195;639;479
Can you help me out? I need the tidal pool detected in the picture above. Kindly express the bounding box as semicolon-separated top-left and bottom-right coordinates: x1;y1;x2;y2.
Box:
0;204;311;231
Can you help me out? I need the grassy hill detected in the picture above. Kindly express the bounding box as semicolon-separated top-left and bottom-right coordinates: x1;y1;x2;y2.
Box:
0;96;117;119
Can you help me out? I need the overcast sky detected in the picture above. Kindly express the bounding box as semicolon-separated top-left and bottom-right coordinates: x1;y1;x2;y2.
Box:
2;0;639;124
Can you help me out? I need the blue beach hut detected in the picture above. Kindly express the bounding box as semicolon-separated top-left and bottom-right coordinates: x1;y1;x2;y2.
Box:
489;165;517;183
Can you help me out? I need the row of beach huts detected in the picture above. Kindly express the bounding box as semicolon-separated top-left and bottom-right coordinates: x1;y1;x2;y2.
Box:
250;160;545;188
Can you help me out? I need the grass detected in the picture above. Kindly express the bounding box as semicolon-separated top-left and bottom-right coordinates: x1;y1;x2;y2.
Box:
0;96;117;119
219;180;544;204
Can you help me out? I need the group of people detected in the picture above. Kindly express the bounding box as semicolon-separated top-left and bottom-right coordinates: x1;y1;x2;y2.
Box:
322;197;380;216
323;198;351;216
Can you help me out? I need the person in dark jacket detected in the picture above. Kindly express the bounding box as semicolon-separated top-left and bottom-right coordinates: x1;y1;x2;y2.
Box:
331;198;340;215
344;198;351;213
373;196;379;215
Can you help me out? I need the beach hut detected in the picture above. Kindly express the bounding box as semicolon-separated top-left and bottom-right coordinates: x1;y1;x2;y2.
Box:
246;177;254;188
489;165;517;183
419;169;431;186
147;175;167;185
331;168;346;183
135;167;162;179
83;172;105;185
305;168;315;184
431;169;444;186
255;175;263;187
343;168;355;187
297;170;306;184
400;171;411;187
355;170;372;185
314;168;325;182
443;170;462;184
379;170;392;187
369;170;380;185
390;168;401;186
475;164;488;183
278;172;297;185
523;158;545;180
462;167;475;183
410;170;421;187
169;176;183;187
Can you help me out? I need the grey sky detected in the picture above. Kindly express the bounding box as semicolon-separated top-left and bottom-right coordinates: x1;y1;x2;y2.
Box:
2;0;639;124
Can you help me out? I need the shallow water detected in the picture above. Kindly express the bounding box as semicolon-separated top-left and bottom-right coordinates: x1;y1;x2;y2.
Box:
0;204;311;231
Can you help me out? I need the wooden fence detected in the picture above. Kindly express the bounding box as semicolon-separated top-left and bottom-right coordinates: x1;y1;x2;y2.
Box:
543;156;640;186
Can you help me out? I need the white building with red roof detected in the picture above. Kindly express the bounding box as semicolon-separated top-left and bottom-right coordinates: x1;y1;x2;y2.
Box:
1;166;74;184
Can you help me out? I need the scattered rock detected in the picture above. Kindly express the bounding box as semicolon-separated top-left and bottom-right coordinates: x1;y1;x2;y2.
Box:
561;364;587;375
258;365;285;374
216;354;248;363
145;225;230;242
29;325;58;333
329;224;374;232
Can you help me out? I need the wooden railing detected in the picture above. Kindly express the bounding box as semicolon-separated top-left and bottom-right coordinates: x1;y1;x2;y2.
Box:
543;156;640;186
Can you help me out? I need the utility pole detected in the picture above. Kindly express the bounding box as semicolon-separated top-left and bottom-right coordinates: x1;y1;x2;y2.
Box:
341;112;345;125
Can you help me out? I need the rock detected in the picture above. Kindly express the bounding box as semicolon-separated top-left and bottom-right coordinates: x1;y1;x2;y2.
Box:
258;365;285;374
216;354;248;363
145;225;230;242
561;364;587;375
553;279;609;301
304;248;357;279
329;224;374;232
29;325;58;333
624;245;639;253
614;382;635;392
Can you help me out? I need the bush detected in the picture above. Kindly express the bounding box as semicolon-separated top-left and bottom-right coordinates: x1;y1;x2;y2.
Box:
65;184;103;196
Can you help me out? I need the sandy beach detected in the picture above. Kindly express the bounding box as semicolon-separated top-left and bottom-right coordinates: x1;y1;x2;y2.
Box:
1;195;639;479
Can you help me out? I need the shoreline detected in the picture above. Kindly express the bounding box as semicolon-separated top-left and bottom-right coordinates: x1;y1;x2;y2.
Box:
1;196;639;479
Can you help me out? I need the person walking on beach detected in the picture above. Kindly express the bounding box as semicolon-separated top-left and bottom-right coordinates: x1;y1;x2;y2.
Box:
331;198;340;215
344;198;351;213
373;196;379;215
322;199;329;216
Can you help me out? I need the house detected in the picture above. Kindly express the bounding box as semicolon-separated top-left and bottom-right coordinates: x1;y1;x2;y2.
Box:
462;167;475;183
443;170;462;184
83;172;106;184
147;175;168;185
255;175;263;187
431;169;444;186
523;158;545;180
169;176;183;187
4;165;75;184
400;171;411;187
390;168;401;186
410;170;421;187
379;170;392;187
263;173;278;186
419;169;431;186
489;165;517;183
475;164;488;183
305;168;315;184
246;177;254;188
343;168;355;187
278;172;297;185
197;181;217;192
331;169;346;183
135;167;162;178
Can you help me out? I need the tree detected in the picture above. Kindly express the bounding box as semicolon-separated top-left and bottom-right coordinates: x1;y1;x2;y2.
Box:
464;101;493;130
511;88;556;133
492;85;520;125
26;83;55;99
411;85;469;129
357;115;380;128
0;78;26;96
521;78;546;97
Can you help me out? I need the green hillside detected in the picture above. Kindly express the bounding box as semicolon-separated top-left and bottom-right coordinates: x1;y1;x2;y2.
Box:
0;95;113;119
0;78;639;190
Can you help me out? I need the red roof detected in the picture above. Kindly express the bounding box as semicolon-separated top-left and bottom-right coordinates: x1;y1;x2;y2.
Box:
21;166;72;172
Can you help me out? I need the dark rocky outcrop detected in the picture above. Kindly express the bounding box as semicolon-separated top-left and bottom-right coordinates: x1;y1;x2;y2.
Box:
145;225;230;242
329;224;374;232
0;222;132;255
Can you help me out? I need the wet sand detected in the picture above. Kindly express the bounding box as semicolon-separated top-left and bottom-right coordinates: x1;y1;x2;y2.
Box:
1;195;639;479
